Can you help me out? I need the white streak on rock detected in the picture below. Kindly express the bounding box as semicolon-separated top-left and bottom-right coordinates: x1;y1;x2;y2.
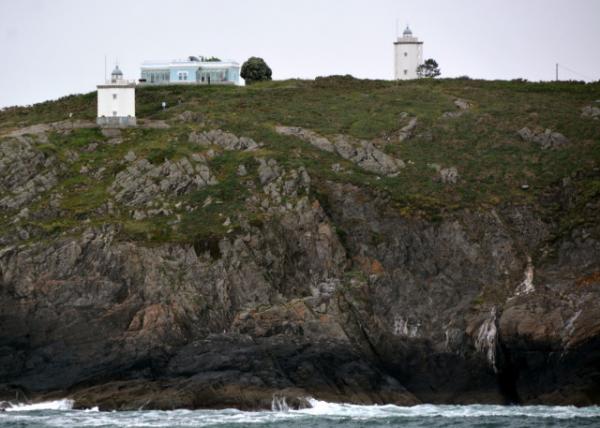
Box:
393;316;419;338
565;309;582;336
475;307;498;372
515;256;535;296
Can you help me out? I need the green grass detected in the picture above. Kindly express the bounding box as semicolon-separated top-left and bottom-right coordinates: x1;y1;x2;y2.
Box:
0;92;96;130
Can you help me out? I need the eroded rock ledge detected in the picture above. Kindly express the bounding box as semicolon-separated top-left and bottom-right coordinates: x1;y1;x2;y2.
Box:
275;126;405;176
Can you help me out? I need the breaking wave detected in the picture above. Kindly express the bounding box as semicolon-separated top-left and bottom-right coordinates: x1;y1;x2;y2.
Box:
300;399;600;419
4;399;75;411
1;398;599;427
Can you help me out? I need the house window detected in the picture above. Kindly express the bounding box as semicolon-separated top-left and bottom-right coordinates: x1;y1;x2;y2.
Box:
178;71;188;81
404;52;408;57
112;94;117;100
404;69;408;75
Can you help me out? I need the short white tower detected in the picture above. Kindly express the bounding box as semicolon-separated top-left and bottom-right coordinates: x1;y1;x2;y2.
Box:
97;65;136;127
394;26;423;80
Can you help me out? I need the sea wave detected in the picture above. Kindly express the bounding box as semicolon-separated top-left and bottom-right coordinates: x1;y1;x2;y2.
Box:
5;399;75;412
1;398;599;428
299;399;600;419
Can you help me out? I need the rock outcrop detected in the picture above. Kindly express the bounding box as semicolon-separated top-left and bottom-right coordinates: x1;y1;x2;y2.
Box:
517;127;570;150
428;163;459;184
189;130;259;151
0;137;58;210
454;99;471;110
276;126;405;176
442;99;472;118
110;157;216;207
318;182;600;405
581;105;600;119
439;166;459;184
398;113;418;142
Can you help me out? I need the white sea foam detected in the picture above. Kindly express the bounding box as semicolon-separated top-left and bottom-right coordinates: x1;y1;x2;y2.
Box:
5;399;74;411
1;398;600;427
297;399;600;419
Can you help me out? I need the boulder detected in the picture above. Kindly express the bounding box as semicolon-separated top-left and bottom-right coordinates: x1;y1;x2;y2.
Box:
441;99;471;119
442;111;463;119
581;105;600;119
517;127;570;149
175;111;203;123
331;163;343;173
398;117;418;142
454;99;471;110
124;151;136;162
439;167;459;184
257;158;281;185
517;127;534;142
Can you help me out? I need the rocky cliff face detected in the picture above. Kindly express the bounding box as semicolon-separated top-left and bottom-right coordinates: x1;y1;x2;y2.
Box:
1;155;598;409
1;80;599;410
319;181;600;405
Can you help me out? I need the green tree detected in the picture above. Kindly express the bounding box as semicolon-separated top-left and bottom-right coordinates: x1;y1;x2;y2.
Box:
417;59;441;78
240;57;272;84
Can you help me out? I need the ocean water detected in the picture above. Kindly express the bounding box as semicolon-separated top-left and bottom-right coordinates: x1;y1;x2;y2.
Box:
2;398;600;428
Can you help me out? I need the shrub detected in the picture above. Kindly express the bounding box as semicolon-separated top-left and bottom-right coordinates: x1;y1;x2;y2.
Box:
240;57;272;84
417;59;441;78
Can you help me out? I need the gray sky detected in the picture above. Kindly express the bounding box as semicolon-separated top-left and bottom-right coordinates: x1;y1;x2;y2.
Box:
1;0;599;108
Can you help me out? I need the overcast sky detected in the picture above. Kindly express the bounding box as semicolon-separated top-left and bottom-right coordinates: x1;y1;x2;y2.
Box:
1;0;599;108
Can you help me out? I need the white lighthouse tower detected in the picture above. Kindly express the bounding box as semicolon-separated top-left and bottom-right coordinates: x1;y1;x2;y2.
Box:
97;65;136;127
394;26;423;80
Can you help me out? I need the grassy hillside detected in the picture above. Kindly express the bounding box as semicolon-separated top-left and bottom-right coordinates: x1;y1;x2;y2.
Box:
1;77;599;246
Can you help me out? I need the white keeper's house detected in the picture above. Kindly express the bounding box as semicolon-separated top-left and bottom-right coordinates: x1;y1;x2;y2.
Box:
140;56;240;85
394;26;424;80
97;65;136;127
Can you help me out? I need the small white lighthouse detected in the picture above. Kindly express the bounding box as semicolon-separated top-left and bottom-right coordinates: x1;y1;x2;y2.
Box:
97;65;136;127
394;26;424;80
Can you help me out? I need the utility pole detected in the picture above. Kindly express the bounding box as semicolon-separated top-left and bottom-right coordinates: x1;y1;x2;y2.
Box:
556;63;559;81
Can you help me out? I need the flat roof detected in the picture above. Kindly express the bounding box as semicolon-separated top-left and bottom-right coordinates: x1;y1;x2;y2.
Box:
141;60;239;70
